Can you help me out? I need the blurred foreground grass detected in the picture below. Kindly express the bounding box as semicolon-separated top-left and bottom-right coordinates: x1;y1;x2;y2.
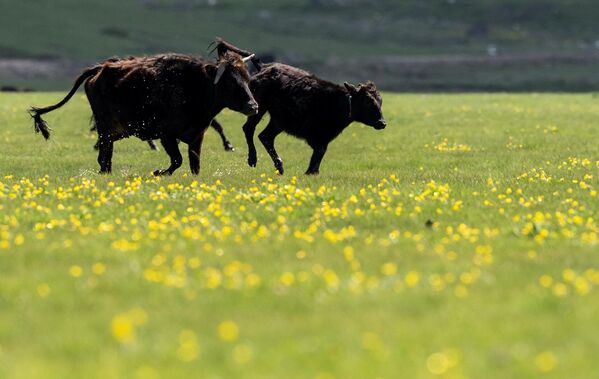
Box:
0;92;597;378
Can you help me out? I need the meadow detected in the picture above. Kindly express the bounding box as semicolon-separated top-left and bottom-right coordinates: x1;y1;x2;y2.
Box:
0;92;597;378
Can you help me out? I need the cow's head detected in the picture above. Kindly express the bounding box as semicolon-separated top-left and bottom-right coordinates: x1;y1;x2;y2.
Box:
213;51;258;116
344;81;386;130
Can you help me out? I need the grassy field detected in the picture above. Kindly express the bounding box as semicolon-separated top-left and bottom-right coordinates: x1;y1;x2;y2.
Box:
0;92;598;378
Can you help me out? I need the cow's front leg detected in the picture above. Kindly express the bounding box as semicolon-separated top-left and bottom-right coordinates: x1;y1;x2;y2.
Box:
305;143;328;175
258;120;284;174
243;110;266;167
210;119;234;152
97;135;114;174
153;137;182;176
188;130;206;175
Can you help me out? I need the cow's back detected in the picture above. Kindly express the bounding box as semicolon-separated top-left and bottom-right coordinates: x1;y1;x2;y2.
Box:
89;54;203;103
85;54;210;141
251;63;341;127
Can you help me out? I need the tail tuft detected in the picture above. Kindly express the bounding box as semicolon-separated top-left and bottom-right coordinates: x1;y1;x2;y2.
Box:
29;108;51;140
27;65;100;141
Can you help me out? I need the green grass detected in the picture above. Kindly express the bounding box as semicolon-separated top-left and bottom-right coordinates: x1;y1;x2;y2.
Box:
0;92;598;378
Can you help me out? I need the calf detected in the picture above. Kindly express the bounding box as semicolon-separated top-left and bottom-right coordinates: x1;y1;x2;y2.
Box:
242;63;386;175
29;42;257;176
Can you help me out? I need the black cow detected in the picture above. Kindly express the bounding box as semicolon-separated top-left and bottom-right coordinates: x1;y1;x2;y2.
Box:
29;42;257;176
241;63;386;175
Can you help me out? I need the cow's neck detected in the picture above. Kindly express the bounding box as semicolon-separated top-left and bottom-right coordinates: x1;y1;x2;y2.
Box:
315;89;353;142
206;99;225;123
337;87;353;126
205;80;225;122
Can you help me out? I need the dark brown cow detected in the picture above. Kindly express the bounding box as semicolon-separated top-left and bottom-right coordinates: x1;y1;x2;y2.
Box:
29;44;257;176
242;63;386;175
89;54;237;152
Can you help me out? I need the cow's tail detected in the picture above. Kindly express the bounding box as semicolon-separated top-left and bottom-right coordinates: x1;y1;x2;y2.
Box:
28;66;101;140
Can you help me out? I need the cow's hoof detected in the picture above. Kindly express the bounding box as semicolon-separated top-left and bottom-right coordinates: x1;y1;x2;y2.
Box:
305;170;319;176
153;169;171;176
224;142;235;152
248;156;257;167
274;159;284;175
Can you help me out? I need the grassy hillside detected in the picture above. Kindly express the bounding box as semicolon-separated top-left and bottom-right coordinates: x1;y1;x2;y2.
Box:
2;0;599;60
0;92;598;378
2;0;599;91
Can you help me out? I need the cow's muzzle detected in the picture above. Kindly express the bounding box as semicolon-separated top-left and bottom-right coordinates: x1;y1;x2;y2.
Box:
243;101;259;116
373;119;387;130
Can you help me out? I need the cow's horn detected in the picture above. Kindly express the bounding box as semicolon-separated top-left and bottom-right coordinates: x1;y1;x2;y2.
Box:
214;64;226;84
242;54;255;63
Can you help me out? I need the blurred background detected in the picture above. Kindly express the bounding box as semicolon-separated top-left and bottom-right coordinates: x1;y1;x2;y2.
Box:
1;0;599;92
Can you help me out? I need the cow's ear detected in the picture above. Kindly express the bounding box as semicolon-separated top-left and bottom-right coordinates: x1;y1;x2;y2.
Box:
344;82;357;94
214;64;226;84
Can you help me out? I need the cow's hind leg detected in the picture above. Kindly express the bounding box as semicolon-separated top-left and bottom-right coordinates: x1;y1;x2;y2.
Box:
305;143;328;175
97;135;114;174
89;115;97;132
188;129;206;175
210;119;234;151
153;137;182;176
258;119;284;174
90;115;101;151
147;140;159;151
243;110;266;167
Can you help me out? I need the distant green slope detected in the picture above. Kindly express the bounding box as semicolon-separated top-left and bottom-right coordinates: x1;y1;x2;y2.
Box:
2;0;599;91
2;0;599;60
